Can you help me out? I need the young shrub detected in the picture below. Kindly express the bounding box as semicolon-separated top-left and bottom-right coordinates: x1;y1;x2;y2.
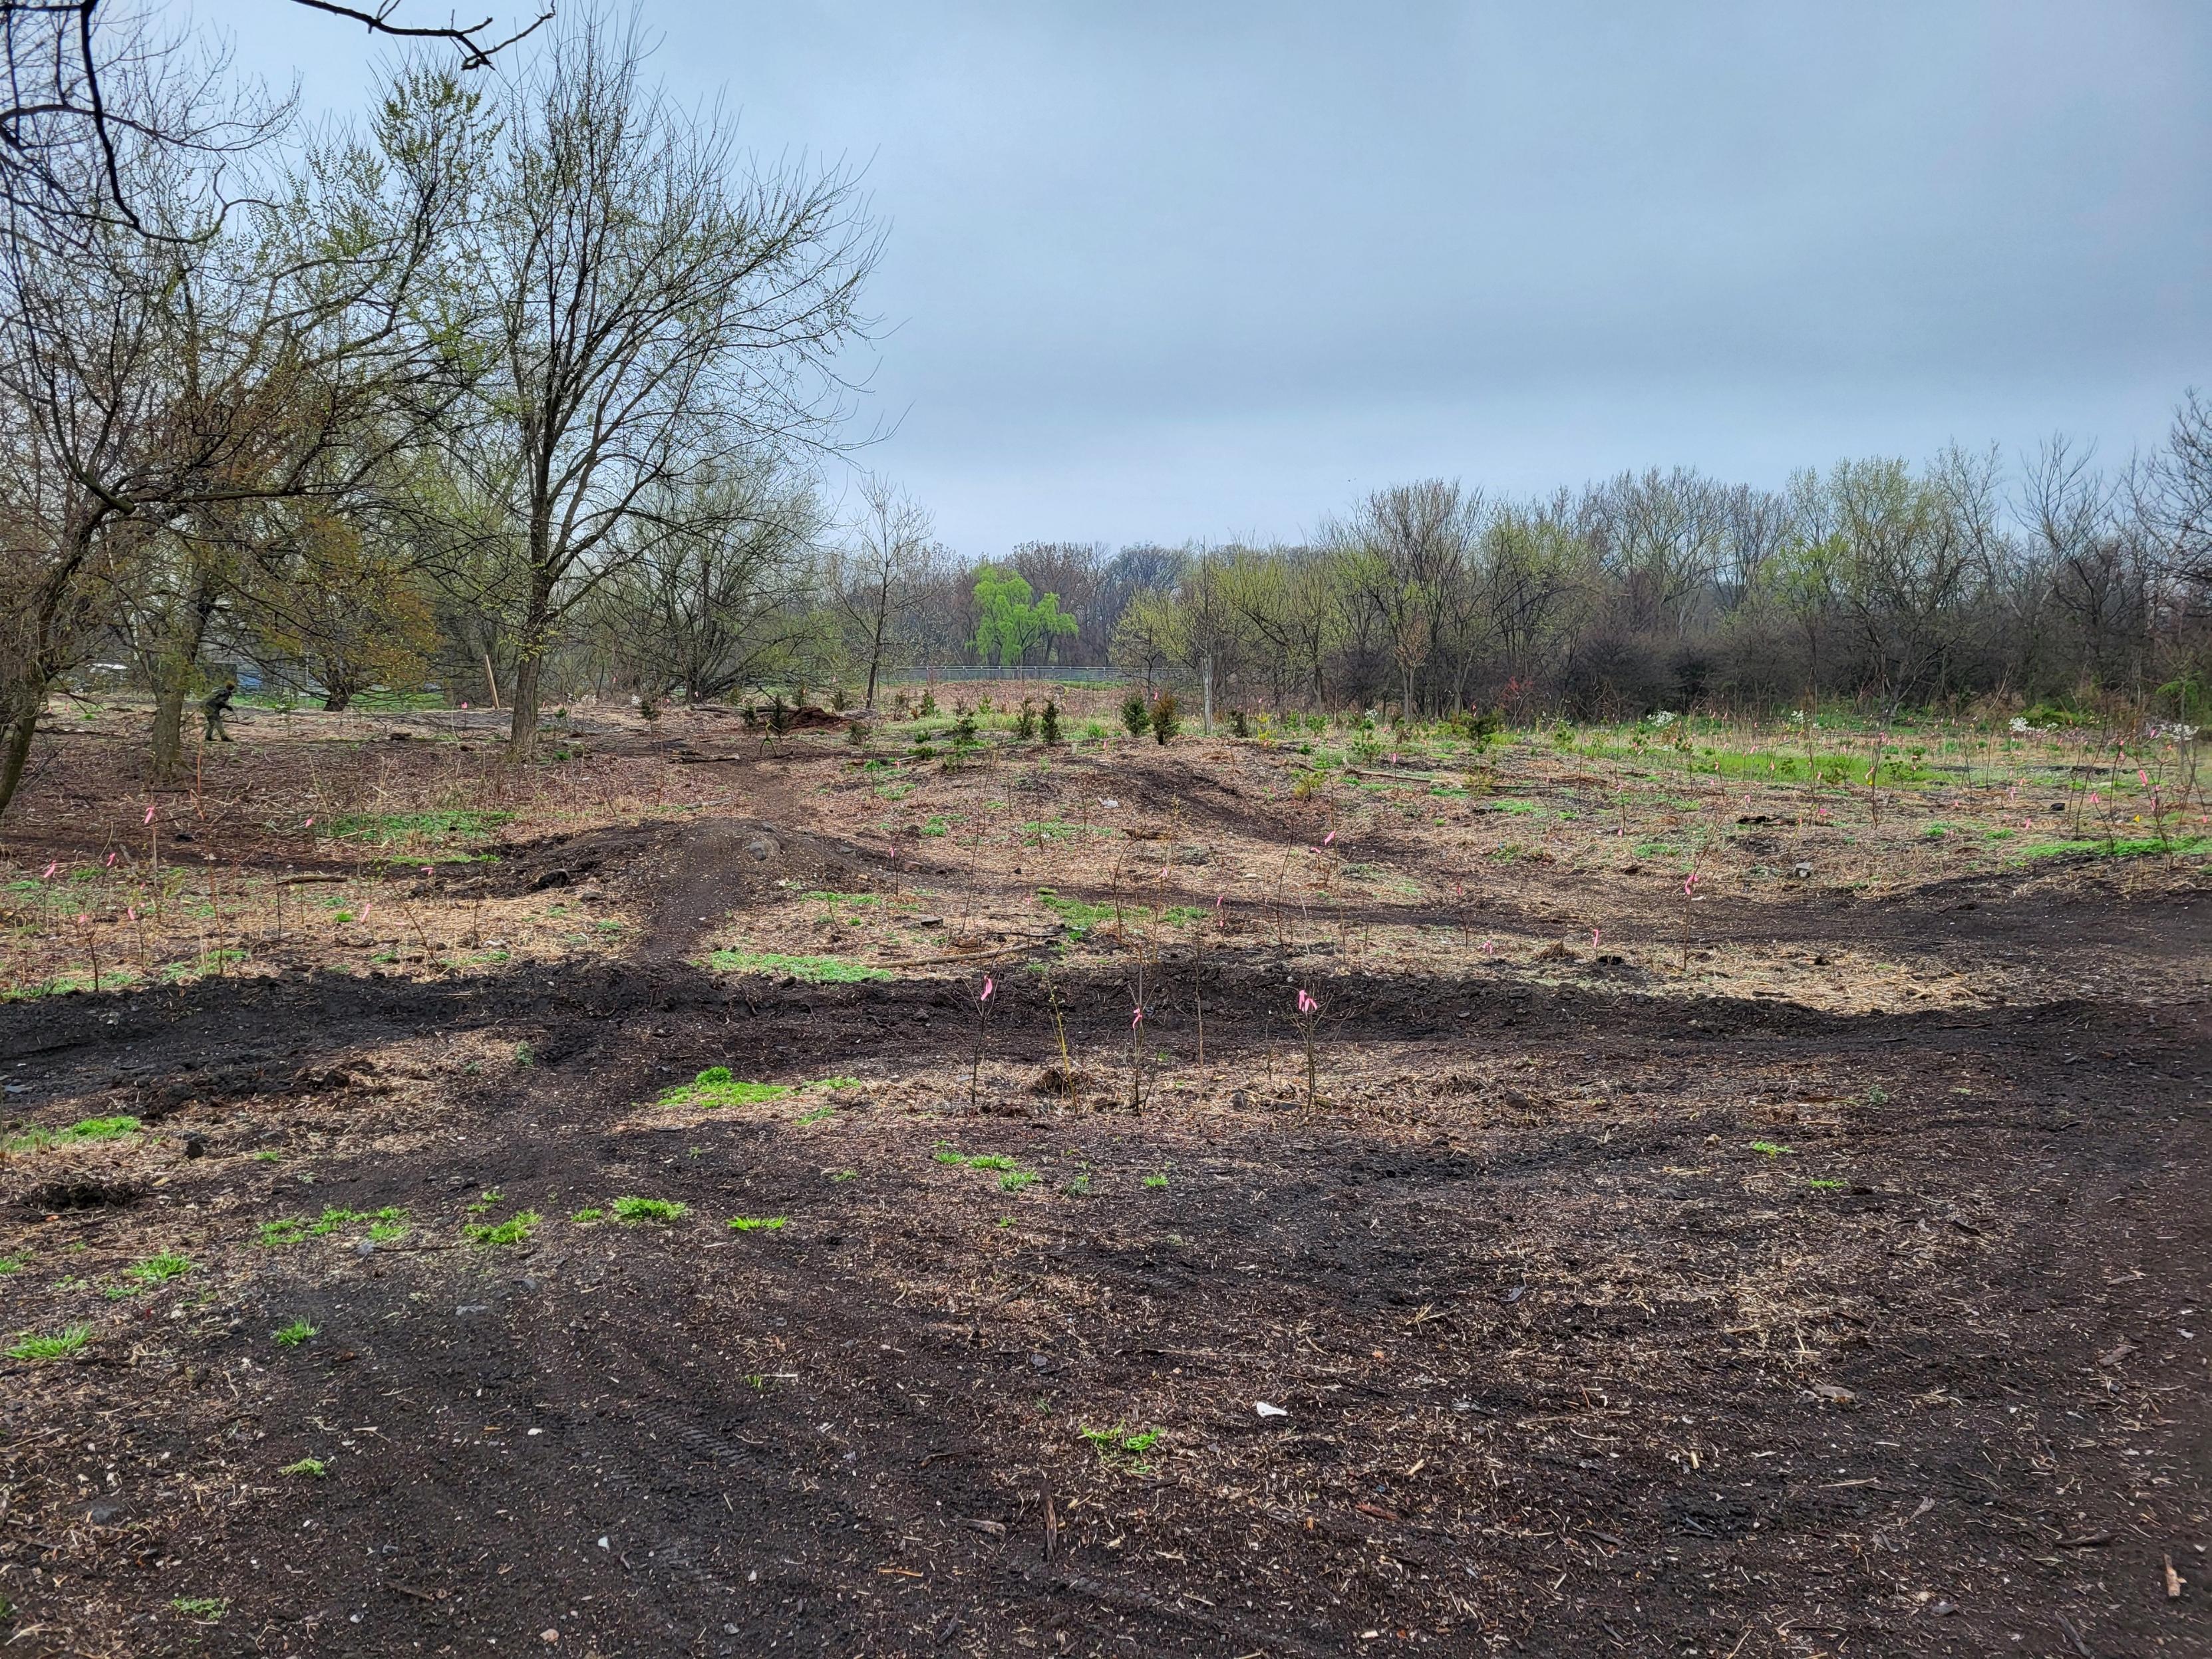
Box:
1150;692;1180;744
1121;690;1149;738
1229;708;1250;738
1041;697;1062;744
917;687;938;717
1013;698;1037;741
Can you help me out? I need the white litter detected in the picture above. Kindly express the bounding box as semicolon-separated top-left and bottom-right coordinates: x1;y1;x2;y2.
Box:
1255;1402;1289;1418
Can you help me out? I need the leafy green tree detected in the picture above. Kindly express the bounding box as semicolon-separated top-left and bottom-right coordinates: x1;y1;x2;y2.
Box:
971;566;1076;675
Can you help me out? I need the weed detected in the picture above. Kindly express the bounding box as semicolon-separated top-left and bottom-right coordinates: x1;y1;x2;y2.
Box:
999;1169;1038;1192
0;1255;23;1275
281;1457;327;1477
258;1218;308;1248
965;1154;1017;1171
728;1215;788;1231
570;1207;605;1225
610;1196;688;1223
251;1149;282;1163
463;1210;541;1247
8;1325;90;1360
796;1104;835;1127
1804;1177;1845;1192
171;1597;228;1620
1064;1168;1092;1197
830;1169;858;1182
1080;1423;1161;1472
1750;1140;1794;1157
1861;1086;1891;1106
512;1042;536;1067
1142;1171;1169;1189
124;1251;193;1286
466;1187;505;1215
273;1320;317;1348
699;949;891;984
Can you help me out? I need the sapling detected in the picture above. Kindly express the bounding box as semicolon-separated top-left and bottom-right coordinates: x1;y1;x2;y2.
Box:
1293;987;1321;1110
971;974;995;1108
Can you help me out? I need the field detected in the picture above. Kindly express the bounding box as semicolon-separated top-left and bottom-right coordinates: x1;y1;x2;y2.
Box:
1;687;2207;1657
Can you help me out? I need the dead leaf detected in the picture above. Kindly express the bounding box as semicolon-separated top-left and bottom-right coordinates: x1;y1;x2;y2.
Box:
2097;1340;2137;1368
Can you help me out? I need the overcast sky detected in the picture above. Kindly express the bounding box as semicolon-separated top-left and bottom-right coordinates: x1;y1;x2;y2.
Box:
199;1;2211;554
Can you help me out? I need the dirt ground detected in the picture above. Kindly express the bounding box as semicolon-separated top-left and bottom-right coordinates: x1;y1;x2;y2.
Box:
1;694;2208;1657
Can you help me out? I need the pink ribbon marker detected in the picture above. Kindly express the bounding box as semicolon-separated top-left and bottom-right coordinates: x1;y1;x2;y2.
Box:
979;975;995;1003
1297;988;1317;1016
42;861;57;880
144;807;156;826
1131;1006;1144;1029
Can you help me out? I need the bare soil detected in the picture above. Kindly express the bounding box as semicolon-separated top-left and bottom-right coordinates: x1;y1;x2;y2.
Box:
1;699;2207;1657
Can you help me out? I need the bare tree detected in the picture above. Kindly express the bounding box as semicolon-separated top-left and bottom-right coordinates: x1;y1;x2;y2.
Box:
0;0;543;241
833;476;935;710
450;7;878;760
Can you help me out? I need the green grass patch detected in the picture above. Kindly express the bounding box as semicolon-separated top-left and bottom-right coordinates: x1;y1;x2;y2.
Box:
2013;834;2212;864
171;1597;228;1620
8;1325;90;1360
698;950;891;984
4;1114;141;1151
610;1196;688;1224
728;1215;788;1232
462;1209;540;1247
258;1218;308;1248
273;1320;317;1348
325;809;511;847
280;1457;327;1477
124;1251;193;1286
570;1207;605;1225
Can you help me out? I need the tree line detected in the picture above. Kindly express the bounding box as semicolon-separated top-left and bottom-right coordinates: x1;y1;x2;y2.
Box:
3;5;2207;831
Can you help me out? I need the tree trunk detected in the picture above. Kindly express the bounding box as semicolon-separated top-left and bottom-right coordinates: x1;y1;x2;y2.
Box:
0;696;39;822
507;653;543;763
151;683;190;779
1201;652;1213;734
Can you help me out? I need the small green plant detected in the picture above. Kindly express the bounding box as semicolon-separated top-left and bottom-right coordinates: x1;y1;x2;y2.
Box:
280;1457;327;1477
570;1207;605;1225
512;1042;536;1067
1749;1140;1793;1157
727;1215;788;1231
999;1169;1038;1192
829;1169;858;1182
1860;1086;1890;1106
1804;1177;1845;1192
273;1320;318;1348
124;1251;194;1286
0;1255;24;1275
466;1187;506;1215
965;1153;1017;1171
171;1597;228;1621
8;1325;90;1360
610;1196;688;1224
258;1217;308;1248
1080;1423;1161;1472
1142;1171;1169;1189
1064;1168;1092;1197
463;1210;541;1247
662;1068;791;1108
251;1148;282;1163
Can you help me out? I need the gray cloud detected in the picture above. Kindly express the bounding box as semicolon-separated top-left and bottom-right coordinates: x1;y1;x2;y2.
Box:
201;0;2212;547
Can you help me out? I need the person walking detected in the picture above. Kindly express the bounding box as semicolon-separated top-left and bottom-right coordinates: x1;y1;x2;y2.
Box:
202;679;238;742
